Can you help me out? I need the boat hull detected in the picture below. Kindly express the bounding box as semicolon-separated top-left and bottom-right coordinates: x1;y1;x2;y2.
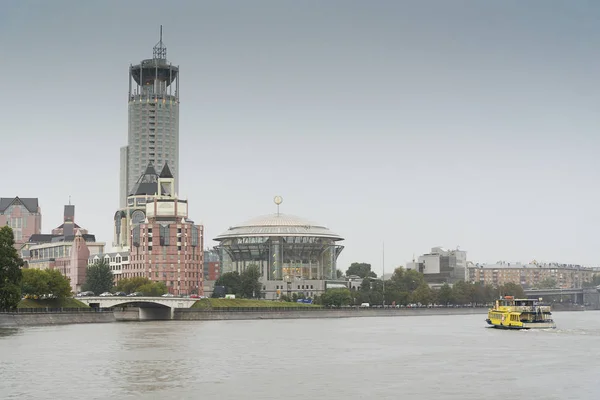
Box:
486;319;556;330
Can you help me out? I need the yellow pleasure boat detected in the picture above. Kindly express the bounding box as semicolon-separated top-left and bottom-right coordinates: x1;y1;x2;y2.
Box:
486;296;556;330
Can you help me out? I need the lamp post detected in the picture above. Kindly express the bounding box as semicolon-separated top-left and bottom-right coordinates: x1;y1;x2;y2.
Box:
382;241;385;308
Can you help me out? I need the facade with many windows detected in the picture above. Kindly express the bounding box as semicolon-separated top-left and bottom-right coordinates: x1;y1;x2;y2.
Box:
120;29;179;208
22;204;104;293
88;251;130;286
125;164;204;295
466;261;594;289
214;200;345;300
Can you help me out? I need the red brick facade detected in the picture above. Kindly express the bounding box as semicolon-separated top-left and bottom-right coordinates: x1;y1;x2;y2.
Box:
127;221;204;296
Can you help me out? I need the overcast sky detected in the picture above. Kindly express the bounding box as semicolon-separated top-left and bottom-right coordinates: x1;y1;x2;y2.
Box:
2;0;600;274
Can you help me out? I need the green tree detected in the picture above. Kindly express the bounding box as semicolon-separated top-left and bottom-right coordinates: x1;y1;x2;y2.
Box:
82;261;114;295
336;269;344;279
321;288;352;307
214;271;241;296
411;283;433;305
46;269;72;298
0;226;23;309
116;277;153;294
389;267;425;292
21;268;49;297
239;265;262;298
137;282;167;296
536;277;557;289
346;262;377;279
437;283;453;305
499;282;525;298
451;281;470;304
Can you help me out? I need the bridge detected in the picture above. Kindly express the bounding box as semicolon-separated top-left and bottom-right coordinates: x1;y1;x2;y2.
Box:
77;297;199;320
524;288;600;308
525;288;586;296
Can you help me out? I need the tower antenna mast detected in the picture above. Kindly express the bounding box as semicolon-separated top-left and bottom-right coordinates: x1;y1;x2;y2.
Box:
153;25;167;60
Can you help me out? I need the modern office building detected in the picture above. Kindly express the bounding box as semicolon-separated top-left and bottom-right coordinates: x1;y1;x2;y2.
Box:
213;197;345;300
0;197;42;249
406;247;468;285
125;165;204;296
120;26;179;208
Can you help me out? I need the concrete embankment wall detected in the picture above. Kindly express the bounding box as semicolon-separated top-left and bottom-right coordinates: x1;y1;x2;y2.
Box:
174;307;490;321
0;311;115;327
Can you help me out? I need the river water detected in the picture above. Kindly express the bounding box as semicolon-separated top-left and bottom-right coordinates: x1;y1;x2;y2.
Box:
0;311;599;399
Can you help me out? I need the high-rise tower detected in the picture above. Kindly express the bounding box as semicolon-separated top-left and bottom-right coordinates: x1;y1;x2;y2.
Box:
120;26;179;208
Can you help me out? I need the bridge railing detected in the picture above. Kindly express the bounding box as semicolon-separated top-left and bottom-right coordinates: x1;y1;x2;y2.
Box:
177;305;490;313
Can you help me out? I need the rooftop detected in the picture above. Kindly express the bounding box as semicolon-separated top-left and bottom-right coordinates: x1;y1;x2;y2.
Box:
0;197;39;213
214;213;343;241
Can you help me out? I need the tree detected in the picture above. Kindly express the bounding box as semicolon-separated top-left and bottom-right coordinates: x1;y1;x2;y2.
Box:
411;283;433;305
321;288;352;307
214;271;241;296
0;226;23;309
116;277;153;294
239;265;262;298
451;281;470;304
499;282;525;298
389;267;425;292
536;277;557;289
437;283;453;305
46;269;72;298
21;268;71;298
346;263;377;279
82;261;114;295
336;269;344;279
21;268;49;297
137;282;167;296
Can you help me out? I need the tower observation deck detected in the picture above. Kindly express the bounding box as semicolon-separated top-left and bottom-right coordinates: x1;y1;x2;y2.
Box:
120;26;180;209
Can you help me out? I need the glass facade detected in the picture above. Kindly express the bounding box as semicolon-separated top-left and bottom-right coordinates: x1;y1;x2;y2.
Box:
217;236;343;281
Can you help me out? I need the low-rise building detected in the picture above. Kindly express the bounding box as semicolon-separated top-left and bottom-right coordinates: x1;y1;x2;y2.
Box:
22;204;104;293
203;249;221;281
88;251;130;286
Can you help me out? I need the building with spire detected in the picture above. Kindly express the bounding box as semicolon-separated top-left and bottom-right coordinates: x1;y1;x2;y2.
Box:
114;161;175;249
120;26;180;209
124;162;204;296
23;203;104;293
108;161;204;294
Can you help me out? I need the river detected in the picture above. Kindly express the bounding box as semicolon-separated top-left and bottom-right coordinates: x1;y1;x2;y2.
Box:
0;311;598;399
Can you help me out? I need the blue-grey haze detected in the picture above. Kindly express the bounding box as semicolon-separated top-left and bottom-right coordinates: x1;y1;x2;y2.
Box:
1;1;600;273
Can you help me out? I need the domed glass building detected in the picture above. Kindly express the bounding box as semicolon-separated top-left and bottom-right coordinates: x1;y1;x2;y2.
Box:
214;210;344;299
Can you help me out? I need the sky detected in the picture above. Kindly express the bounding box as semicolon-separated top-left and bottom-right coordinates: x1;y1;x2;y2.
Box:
2;0;600;275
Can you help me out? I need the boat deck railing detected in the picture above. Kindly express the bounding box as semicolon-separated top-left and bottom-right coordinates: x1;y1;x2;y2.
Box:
499;305;552;313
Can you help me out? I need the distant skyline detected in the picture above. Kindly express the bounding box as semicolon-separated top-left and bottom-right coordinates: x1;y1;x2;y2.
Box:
2;1;600;275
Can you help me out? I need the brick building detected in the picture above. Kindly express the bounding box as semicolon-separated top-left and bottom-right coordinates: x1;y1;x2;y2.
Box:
466;261;594;289
125;163;204;295
23;204;105;293
0;197;42;249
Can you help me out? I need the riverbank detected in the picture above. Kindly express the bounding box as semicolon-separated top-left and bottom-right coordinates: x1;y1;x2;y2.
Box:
173;307;490;321
0;310;115;327
1;305;590;326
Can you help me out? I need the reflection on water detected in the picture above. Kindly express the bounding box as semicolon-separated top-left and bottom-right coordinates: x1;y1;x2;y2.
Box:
0;312;599;399
0;328;20;338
